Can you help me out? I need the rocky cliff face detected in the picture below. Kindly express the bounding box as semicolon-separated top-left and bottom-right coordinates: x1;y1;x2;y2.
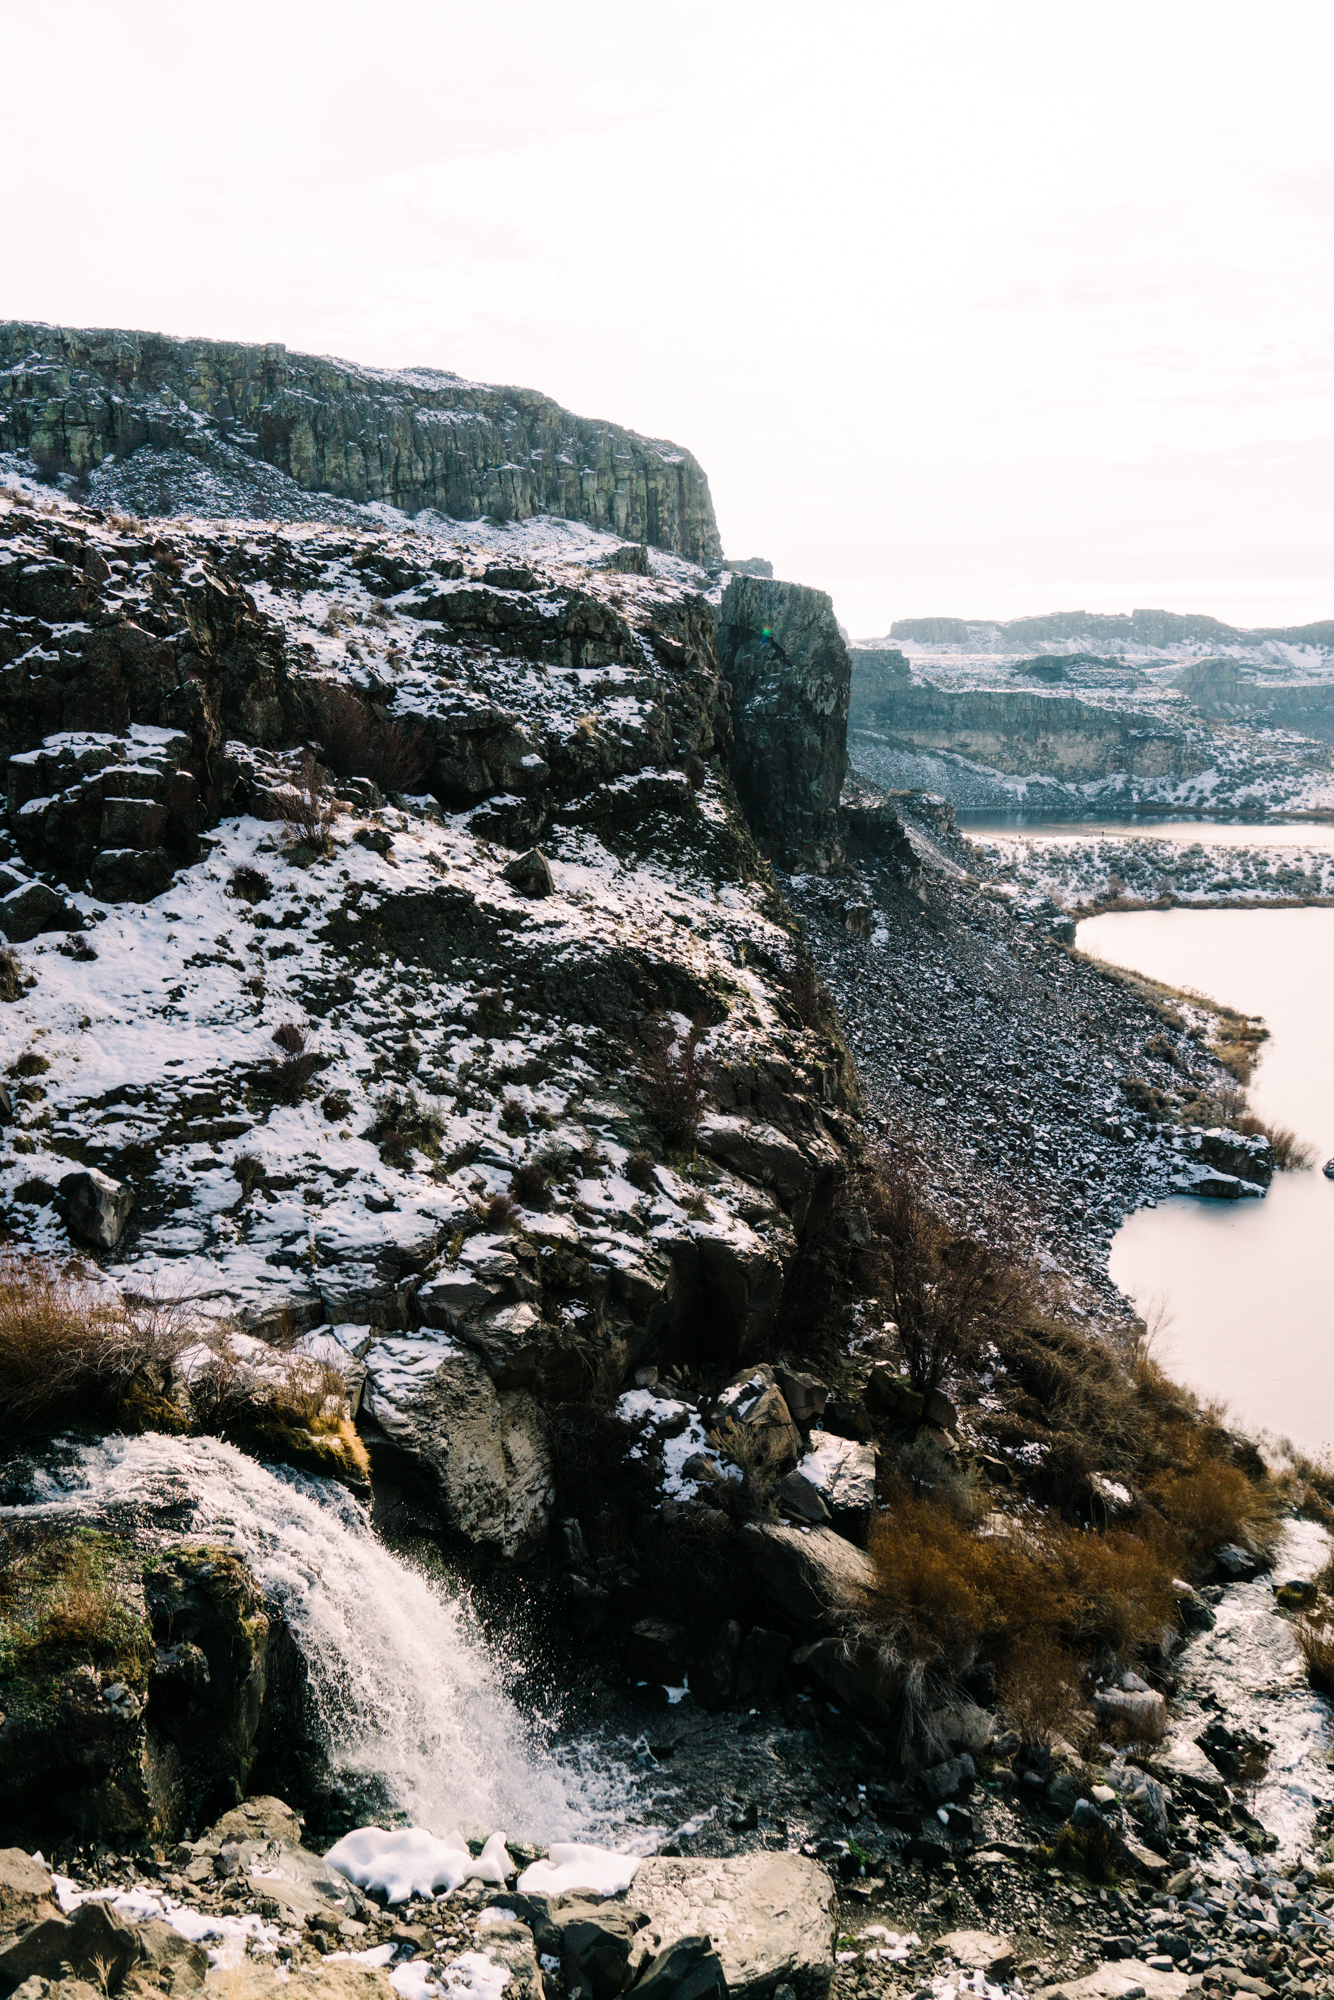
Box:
0;476;855;1546
0;322;723;563
856;682;1205;783
716;576;849;872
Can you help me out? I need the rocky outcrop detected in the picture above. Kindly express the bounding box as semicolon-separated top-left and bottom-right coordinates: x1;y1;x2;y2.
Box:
632;1852;837;2000
717;576;850;872
855;684;1206;784
0;1532;303;1847
0;322;722;562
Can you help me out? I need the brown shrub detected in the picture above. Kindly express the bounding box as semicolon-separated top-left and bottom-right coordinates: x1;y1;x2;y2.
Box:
1230;1113;1316;1171
265;1022;324;1104
511;1161;551;1208
485;1191;520;1230
0;947;22;1002
280;750;343;853
229;864;270;904
625;1153;658;1193
1296;1615;1334;1698
1147;1438;1278;1564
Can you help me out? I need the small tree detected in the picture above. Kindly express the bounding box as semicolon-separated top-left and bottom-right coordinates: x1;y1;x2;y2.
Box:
862;1144;1030;1395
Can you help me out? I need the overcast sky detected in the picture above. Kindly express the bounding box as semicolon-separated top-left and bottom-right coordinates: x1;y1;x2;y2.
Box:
7;0;1332;636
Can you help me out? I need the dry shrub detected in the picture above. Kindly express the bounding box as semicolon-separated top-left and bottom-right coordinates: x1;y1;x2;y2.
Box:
0;946;22;1002
625;1153;658;1193
861;1144;1036;1394
708;1416;792;1521
1296;1615;1334;1698
230;863;270;904
189;1343;347;1439
485;1191;520;1230
641;1019;709;1149
511;1160;551;1208
860;1484;1184;1743
0;1251;188;1424
1231;1113;1316;1171
314;684;428;795
266;1021;324;1104
280;750;343;853
1147;1434;1279;1564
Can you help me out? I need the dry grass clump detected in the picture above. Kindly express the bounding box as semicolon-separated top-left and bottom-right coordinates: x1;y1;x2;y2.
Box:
1146;1434;1279;1564
0;1529;151;1683
0;946;23;1003
265;1021;325;1104
861;1144;1037;1394
0;1251;188;1425
280;750;344;854
1295;1614;1334;1697
1230;1113;1315;1171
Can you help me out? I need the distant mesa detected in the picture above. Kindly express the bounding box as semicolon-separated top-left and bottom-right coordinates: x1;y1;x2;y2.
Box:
888;607;1334;649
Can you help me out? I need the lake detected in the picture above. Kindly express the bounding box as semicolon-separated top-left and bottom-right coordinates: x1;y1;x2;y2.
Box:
1078;906;1334;1457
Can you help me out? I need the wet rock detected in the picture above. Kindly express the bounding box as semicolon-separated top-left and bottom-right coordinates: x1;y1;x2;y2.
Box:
561;1902;650;2000
687;1619;741;1710
633;1852;837;2000
1214;1542;1268;1581
737;1523;876;1631
360;1336;552;1557
58;1167;135;1248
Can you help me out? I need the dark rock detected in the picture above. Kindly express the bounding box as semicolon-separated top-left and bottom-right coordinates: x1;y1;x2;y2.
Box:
0;1899;136;1991
687;1620;741;1710
919;1753;975;1804
632;1936;728;2000
0;881;78;942
502;848;555;898
58;1168;136;1248
717;576;849;873
773;1369;828;1428
777;1469;831;1525
626;1619;689;1687
561;1903;648;2000
0;322;723;563
483;566;536;591
737;1628;791;1699
738;1523;876;1631
1214;1543;1267;1581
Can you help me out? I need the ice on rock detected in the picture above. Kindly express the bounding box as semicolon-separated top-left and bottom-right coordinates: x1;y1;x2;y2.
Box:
325;1825;513;1904
515;1843;641;1897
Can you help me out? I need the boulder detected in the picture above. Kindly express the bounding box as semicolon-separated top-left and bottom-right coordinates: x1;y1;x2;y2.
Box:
717;1367;801;1463
773;1368;828;1428
739;1523;876;1630
58;1167;136;1248
920;1753;975;1804
0;881;79;942
502;848;554;897
633;1852;837;2000
0;1900;136;1991
1093;1685;1166;1736
1214;1542;1267;1581
791;1432;875;1518
0;1848;57;1928
777;1470;831;1525
360;1334;553;1557
737;1628;791;1699
561;1902;651;2000
1038;1962;1189;2000
936;1933;1015;1980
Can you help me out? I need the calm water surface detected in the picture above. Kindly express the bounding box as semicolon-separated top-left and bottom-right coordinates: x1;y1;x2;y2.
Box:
1078;907;1334;1455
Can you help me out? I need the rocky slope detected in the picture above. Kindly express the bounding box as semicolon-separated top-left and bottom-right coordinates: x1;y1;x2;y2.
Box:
0;324;722;563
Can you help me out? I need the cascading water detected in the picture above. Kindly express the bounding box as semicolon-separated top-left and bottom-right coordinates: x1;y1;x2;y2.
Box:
9;1432;607;1842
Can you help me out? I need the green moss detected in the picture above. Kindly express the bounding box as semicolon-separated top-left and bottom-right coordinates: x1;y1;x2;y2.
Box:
0;1526;152;1725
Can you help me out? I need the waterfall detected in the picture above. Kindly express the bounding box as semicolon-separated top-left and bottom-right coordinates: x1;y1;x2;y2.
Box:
10;1433;598;1841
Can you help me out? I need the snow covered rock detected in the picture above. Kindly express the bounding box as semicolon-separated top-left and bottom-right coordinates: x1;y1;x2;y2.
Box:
58;1166;135;1248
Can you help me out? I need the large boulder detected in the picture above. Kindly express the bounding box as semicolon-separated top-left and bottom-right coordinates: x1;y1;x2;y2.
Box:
633;1852;836;2000
0;1848;58;1928
58;1168;135;1249
738;1522;876;1630
359;1332;553;1556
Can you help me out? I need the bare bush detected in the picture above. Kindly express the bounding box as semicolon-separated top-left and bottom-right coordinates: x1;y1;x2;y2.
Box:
280;750;343;853
485;1191;520;1230
861;1143;1034;1395
641;1019;709;1149
265;1022;324;1104
229;864;270;904
511;1160;551;1208
0;947;22;1003
313;684;429;794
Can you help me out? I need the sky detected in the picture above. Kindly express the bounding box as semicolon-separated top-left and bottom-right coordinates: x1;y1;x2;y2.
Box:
6;0;1333;638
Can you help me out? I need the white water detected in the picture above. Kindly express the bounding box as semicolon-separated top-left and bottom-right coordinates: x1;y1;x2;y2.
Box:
9;1432;600;1841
